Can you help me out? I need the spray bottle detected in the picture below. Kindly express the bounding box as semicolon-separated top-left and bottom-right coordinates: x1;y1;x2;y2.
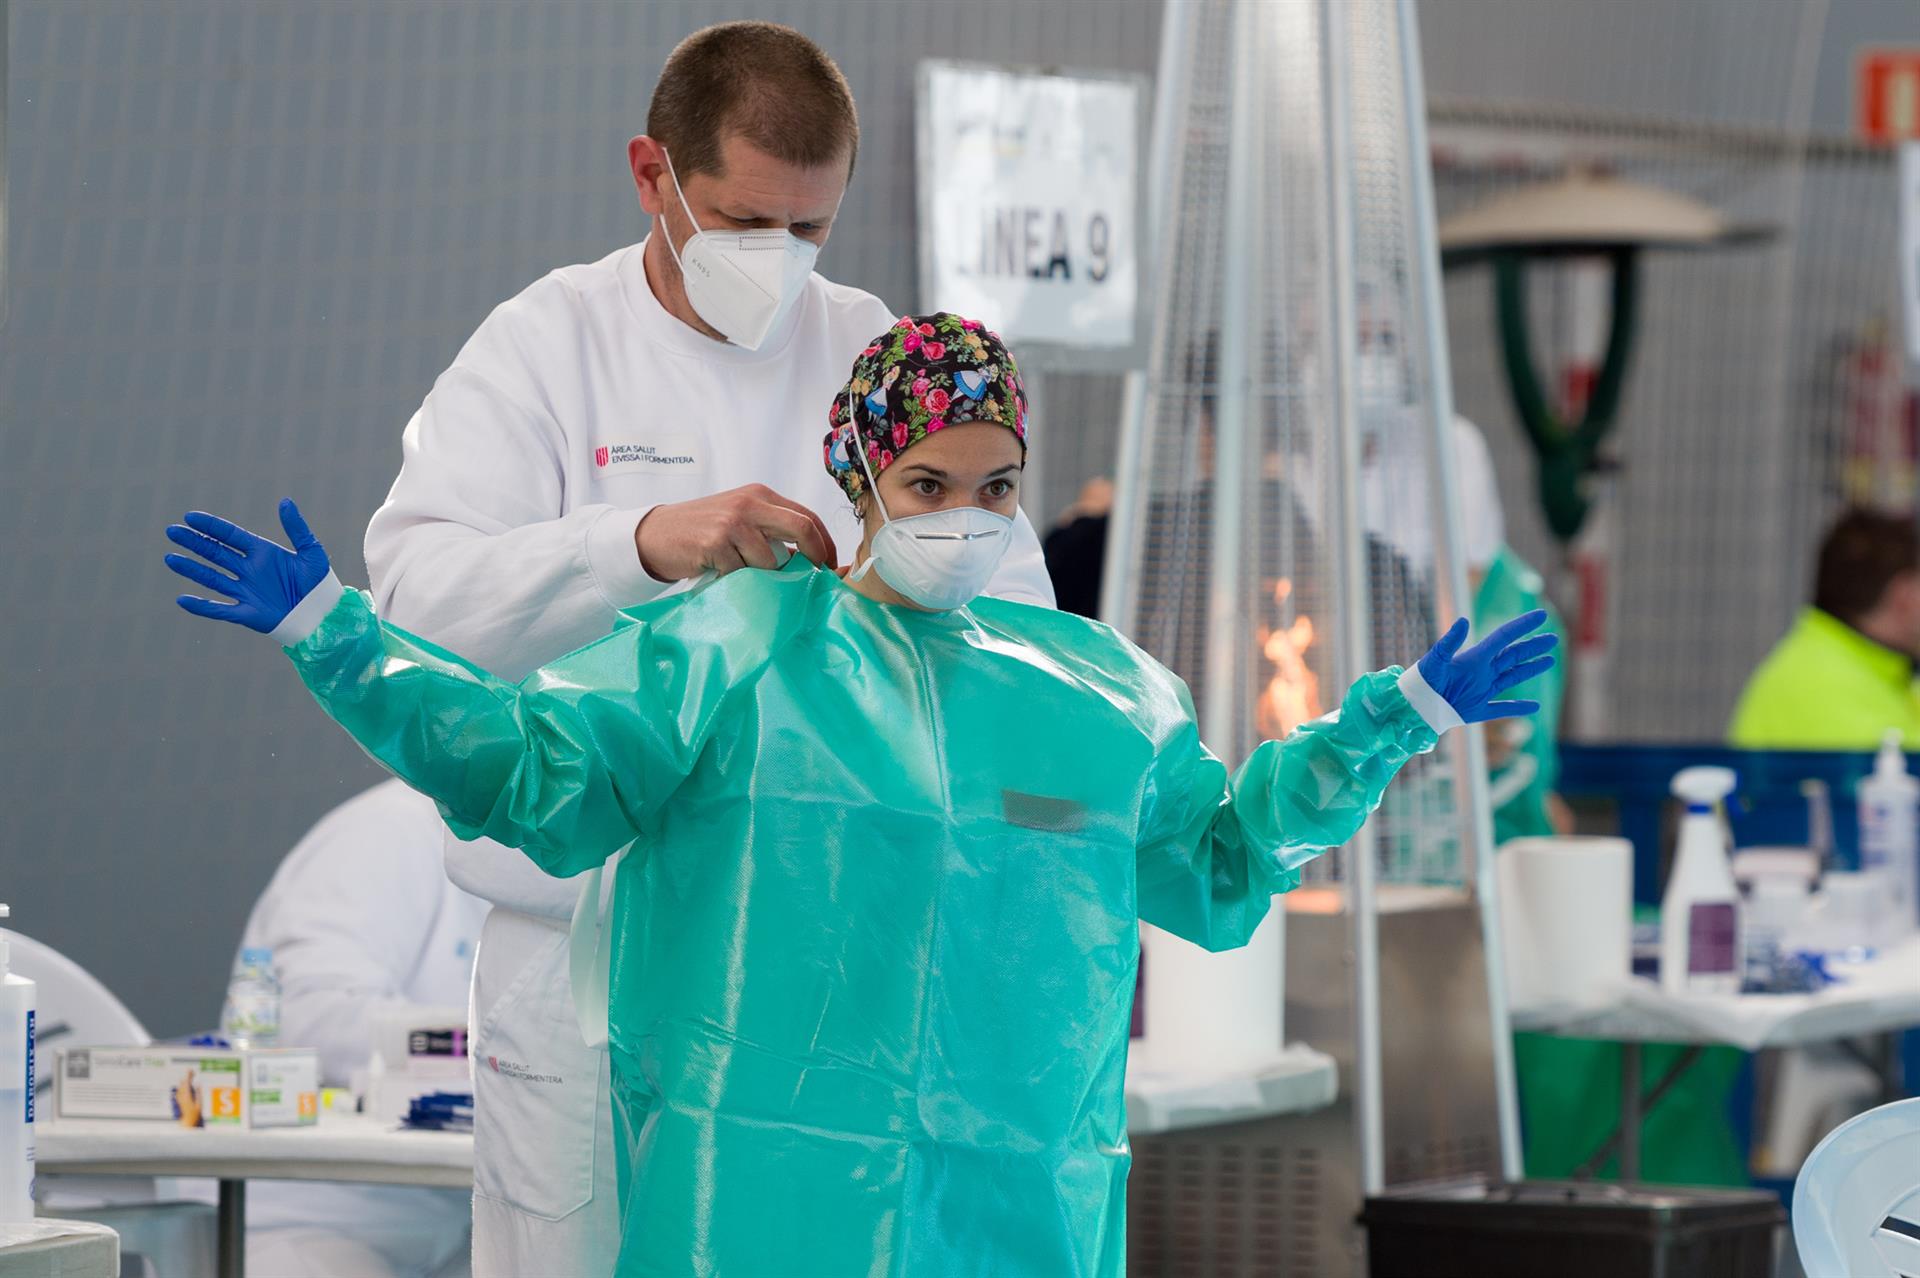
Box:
1859;731;1919;939
0;905;35;1222
1660;768;1743;994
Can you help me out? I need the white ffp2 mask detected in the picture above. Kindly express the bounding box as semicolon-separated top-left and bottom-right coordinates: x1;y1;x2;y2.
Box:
842;392;1014;611
659;149;820;352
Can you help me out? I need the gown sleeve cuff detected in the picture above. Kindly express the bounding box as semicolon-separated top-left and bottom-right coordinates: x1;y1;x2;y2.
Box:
585;505;672;610
1398;663;1465;735
271;572;347;647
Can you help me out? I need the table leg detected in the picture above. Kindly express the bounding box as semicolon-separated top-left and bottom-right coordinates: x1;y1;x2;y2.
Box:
1620;1042;1642;1183
1574;1044;1704;1181
1875;1032;1901;1105
217;1178;246;1278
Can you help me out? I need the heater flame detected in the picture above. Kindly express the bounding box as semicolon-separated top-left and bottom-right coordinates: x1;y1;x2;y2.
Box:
1258;579;1322;738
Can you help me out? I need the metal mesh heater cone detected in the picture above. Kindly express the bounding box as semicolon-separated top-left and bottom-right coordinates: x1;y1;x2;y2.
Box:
1111;2;1518;1273
1107;0;1483;884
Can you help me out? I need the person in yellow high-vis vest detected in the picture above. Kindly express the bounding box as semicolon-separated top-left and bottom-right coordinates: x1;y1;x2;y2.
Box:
1731;510;1920;750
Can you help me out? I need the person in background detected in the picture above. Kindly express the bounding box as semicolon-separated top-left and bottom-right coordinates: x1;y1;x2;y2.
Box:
359;22;1056;1273
235;781;485;1278
1456;502;1571;845
1042;477;1114;619
1730;508;1920;748
1336;388;1572;839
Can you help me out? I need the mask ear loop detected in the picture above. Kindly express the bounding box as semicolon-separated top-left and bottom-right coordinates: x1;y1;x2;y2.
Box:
846;385;891;584
657;147;706;276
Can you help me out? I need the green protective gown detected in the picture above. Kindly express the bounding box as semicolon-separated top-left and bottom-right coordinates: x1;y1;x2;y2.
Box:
282;560;1438;1277
1472;546;1566;847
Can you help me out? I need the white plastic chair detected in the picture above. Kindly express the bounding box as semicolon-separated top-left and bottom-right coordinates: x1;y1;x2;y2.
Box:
4;929;218;1278
1792;1096;1920;1278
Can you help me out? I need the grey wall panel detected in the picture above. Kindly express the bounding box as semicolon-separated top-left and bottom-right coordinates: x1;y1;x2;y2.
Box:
0;0;1160;1036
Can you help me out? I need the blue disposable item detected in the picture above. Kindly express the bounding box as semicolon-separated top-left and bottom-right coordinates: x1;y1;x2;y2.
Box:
1417;610;1559;724
405;1092;475;1132
1742;950;1839;995
165;499;331;633
408;1091;473;1115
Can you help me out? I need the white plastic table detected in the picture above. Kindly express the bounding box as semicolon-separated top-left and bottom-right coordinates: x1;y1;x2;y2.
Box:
36;1048;1340;1278
1125;1044;1339;1135
0;1219;120;1278
36;1115;471;1278
1510;937;1920;1179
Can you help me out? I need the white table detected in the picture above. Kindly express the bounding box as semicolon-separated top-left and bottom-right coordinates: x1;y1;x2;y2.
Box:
1125;1044;1339;1135
0;1219;120;1278
1510;937;1920;1178
35;1050;1339;1278
36;1116;472;1278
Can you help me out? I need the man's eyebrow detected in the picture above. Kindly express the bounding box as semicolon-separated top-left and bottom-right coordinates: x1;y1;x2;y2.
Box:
719;207;836;224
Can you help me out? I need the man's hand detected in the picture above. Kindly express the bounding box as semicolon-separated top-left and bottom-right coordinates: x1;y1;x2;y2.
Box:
634;485;838;582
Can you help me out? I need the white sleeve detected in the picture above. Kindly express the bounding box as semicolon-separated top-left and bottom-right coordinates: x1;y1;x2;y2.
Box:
365;363;669;683
986;508;1059;608
443;827;581;922
239;787;461;1084
367;358;665;916
1450;415;1506;572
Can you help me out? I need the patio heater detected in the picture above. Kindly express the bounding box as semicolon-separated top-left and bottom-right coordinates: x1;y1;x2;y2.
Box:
1105;0;1518;1273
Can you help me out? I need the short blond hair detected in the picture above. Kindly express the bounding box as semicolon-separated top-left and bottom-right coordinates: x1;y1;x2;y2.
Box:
647;21;858;180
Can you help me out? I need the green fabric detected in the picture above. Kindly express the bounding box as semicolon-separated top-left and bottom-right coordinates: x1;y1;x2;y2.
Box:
1472;547;1565;845
1513;1034;1749;1185
284;560;1436;1277
1729;608;1920;749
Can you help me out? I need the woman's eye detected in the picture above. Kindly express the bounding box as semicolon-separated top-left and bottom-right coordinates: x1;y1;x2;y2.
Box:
913;480;942;497
985;481;1013;498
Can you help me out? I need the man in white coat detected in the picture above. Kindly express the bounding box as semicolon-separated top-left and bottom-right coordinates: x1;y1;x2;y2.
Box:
363;21;1055;1274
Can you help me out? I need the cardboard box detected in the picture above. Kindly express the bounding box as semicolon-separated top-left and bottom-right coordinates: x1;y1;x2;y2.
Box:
58;1047;319;1128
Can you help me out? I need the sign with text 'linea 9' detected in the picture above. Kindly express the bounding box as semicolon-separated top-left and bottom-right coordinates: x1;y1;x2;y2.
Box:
915;61;1144;363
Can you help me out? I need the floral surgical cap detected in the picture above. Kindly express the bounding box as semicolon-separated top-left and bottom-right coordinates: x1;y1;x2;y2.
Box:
822;312;1028;508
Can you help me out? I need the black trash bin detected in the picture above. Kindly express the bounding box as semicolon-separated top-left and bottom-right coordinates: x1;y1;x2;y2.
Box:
1360;1178;1784;1278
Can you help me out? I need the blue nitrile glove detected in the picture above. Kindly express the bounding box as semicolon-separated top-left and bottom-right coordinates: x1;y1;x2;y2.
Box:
165;499;332;635
1416;609;1558;725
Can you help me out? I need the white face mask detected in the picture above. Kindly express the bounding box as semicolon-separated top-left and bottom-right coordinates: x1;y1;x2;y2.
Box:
658;148;821;351
841;392;1015;611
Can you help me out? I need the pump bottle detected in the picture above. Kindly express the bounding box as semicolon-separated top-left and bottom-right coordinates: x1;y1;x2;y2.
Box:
1859;731;1919;938
1660;768;1743;994
0;905;35;1222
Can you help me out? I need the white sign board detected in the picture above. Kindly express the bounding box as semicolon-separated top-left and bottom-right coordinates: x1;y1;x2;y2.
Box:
1902;141;1920;364
916;61;1144;364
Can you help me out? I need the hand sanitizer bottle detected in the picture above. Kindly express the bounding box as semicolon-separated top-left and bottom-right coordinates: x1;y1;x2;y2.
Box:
1660;768;1743;994
1859;731;1918;938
